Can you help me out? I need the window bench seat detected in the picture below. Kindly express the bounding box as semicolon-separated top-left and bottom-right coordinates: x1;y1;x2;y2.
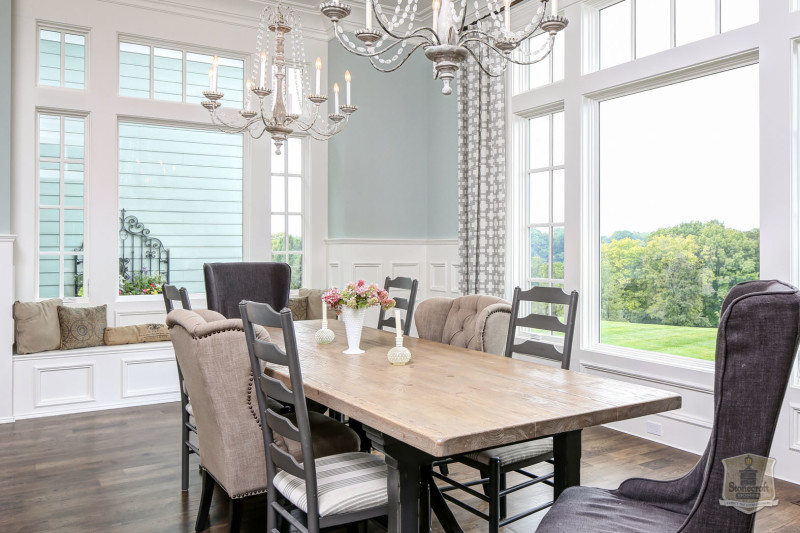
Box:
12;341;178;419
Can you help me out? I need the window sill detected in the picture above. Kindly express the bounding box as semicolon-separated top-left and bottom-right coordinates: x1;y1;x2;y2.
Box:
582;342;716;374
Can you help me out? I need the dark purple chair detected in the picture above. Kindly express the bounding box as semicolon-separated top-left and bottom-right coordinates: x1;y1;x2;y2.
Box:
536;280;800;533
203;262;291;319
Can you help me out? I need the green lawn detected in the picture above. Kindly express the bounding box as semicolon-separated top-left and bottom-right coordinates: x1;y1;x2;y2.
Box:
601;321;717;361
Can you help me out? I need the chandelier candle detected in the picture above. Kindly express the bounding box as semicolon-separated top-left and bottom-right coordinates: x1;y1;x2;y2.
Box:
208;68;214;91
432;0;440;36
366;0;372;30
315;57;322;94
552;0;558;15
345;71;351;105
334;82;339;110
504;0;511;33
211;56;219;92
259;50;267;88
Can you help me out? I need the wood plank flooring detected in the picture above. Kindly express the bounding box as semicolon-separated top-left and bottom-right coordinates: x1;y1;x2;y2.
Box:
1;403;798;532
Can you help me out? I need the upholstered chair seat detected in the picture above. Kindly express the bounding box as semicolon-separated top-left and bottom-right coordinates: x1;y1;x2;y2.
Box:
167;309;360;533
414;294;512;355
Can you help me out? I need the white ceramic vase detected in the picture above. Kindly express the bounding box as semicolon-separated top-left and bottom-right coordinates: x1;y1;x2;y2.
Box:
341;307;367;354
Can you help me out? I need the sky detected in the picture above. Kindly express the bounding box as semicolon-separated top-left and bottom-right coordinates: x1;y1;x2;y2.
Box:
599;64;760;236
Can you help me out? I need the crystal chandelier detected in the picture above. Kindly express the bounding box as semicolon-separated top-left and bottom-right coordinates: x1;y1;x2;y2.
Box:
321;0;567;95
201;1;357;154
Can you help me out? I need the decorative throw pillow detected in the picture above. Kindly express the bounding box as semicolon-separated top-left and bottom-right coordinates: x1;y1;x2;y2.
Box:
104;324;170;346
57;305;107;350
13;298;63;354
299;288;337;320
288;296;309;321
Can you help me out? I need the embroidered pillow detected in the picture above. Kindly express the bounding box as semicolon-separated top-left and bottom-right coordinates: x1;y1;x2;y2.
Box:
288;296;309;321
57;305;107;350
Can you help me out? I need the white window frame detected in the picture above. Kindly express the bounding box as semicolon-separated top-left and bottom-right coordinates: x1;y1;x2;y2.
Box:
117;33;247;105
269;134;308;291
583;0;758;74
35;108;90;302
36;21;90;90
581;51;758;372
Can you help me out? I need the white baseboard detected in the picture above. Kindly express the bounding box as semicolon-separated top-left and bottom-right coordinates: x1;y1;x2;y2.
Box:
11;394;180;420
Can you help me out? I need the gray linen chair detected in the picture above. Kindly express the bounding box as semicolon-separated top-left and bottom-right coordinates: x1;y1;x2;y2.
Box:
536;280;800;533
433;287;579;532
162;284;199;492
376;276;418;336
203;262;291;319
240;301;389;533
414;294;512;355
167;309;360;533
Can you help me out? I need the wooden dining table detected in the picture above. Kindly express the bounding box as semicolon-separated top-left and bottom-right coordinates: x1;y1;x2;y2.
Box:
264;319;682;533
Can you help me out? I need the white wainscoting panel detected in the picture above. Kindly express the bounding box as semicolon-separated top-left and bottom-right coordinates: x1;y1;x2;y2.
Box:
35;364;95;407
13;342;179;419
429;262;447;292
449;264;460;293
352;262;382;284
327;262;341;288
391;262;420;281
791;404;800;453
122;357;179;398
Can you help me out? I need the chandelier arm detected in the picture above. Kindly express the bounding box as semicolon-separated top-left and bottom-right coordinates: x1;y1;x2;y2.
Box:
461;44;507;77
501;2;551;44
208;110;260;134
366;42;429;73
331;24;429;59
508;34;556;66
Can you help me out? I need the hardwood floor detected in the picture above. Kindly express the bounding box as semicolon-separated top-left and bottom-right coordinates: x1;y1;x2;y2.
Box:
1;403;798;532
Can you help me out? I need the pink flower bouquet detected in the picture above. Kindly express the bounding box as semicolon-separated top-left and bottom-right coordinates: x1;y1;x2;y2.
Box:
323;280;396;314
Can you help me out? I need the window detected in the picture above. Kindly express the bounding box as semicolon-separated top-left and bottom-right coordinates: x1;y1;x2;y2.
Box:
271;137;304;289
39;28;86;89
118;122;243;294
119;41;245;107
38;113;86;298
599;65;759;361
595;0;758;70
526;111;565;327
513;30;565;95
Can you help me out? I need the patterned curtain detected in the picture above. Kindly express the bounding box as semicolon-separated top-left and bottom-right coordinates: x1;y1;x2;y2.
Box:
457;43;506;297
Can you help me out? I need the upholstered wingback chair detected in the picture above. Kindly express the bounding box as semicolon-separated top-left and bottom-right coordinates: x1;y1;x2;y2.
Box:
167;309;360;532
414;295;512;355
536;280;800;533
203;262;291;319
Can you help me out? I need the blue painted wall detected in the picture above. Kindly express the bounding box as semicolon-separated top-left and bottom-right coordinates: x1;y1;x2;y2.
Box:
327;42;458;239
0;0;11;234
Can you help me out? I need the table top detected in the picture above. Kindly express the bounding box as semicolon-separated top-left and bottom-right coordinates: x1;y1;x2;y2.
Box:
263;320;682;457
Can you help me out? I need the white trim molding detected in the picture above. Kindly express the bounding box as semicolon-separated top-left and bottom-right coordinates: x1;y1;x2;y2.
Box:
0;235;15;423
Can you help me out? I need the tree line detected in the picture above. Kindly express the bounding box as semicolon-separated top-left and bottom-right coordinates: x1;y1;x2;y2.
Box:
600;220;759;328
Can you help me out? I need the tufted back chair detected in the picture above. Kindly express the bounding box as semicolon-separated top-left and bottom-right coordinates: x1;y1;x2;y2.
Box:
414;295;512;355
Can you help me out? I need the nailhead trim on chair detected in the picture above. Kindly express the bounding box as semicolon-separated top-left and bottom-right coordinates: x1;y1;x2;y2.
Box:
479;307;510;352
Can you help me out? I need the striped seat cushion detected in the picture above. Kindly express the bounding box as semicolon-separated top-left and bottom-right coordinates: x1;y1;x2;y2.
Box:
273;452;388;517
462;437;553;466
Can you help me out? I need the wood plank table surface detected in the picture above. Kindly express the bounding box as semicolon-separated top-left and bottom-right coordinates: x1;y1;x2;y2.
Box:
264;319;682;533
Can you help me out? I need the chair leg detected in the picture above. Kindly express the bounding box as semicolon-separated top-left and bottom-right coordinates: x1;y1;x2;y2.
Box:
181;436;190;491
499;471;507;520
195;470;215;531
488;458;501;533
439;463;449;476
228;498;244;533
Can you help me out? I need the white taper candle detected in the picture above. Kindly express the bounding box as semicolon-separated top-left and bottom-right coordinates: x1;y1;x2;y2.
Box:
395;307;403;338
322;300;328;328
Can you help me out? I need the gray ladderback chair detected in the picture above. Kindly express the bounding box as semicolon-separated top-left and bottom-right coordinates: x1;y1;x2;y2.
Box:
537;280;800;533
376;276;418;336
504;286;579;368
433;286;579;532
162;283;200;492
168;309;361;533
240;301;389;533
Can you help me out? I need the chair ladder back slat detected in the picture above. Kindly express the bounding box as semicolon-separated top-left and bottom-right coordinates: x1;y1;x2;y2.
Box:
269;442;306;479
377;276;419;336
515;314;567;333
253;338;289;366
260;374;295;405
162;284;191;313
511;340;564;362
517;286;572;305
266;409;302;442
386;276;415;290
